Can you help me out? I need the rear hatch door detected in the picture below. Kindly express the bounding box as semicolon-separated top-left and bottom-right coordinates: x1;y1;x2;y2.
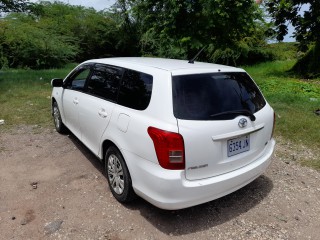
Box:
172;71;274;180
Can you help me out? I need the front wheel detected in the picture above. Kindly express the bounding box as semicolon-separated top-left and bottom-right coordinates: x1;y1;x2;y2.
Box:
105;146;136;203
52;102;67;134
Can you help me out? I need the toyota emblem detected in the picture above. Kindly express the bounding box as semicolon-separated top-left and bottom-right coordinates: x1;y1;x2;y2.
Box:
238;118;247;128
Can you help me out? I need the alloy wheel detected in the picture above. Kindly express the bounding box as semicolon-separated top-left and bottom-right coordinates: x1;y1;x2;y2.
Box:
107;154;124;195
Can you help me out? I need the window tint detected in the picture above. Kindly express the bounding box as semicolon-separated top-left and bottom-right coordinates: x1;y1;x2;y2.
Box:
118;70;153;110
66;67;91;91
87;64;122;101
172;72;266;120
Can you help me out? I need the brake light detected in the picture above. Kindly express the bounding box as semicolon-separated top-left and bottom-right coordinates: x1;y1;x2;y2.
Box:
147;127;185;170
271;111;276;139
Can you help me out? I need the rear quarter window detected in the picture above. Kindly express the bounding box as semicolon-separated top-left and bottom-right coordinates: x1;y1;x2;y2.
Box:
87;64;122;101
172;72;266;120
118;69;153;110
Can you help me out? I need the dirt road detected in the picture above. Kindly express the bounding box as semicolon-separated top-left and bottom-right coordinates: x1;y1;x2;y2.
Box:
0;126;319;240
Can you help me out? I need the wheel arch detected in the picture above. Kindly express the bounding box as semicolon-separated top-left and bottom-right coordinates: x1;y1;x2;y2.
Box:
101;139;132;175
51;97;57;116
102;139;118;162
103;140;136;202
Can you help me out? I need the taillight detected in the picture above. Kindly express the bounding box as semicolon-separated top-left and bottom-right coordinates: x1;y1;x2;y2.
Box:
271;111;276;139
147;127;185;170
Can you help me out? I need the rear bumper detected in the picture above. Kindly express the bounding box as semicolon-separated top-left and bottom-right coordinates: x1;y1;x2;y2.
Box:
124;139;275;210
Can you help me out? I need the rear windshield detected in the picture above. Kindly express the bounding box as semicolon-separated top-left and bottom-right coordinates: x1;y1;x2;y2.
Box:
172;72;266;120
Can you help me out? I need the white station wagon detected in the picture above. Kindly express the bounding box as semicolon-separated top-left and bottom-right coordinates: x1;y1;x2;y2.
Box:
51;57;275;210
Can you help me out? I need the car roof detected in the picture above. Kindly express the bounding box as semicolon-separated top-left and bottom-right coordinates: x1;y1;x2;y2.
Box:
85;57;242;72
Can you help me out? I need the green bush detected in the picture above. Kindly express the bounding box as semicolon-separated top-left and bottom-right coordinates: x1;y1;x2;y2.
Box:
267;42;299;60
237;47;275;65
0;14;78;69
291;42;320;78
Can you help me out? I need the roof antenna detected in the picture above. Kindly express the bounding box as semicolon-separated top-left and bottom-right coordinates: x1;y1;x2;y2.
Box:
188;46;207;64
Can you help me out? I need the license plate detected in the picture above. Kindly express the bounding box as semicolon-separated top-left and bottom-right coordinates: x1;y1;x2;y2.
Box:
227;135;250;157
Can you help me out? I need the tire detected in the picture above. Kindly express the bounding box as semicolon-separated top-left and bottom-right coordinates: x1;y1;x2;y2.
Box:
105;146;136;203
52;102;67;134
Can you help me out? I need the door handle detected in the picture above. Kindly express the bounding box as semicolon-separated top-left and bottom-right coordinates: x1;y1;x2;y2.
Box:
98;109;108;118
73;99;79;105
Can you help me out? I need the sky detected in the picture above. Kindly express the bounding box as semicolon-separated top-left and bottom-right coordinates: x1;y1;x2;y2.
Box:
62;0;114;11
31;0;115;11
282;4;310;42
31;0;308;42
284;29;295;42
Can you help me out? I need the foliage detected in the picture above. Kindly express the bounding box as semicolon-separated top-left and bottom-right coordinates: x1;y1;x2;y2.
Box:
244;60;320;154
265;0;320;44
0;0;32;12
0;1;302;69
109;0;140;56
237;42;300;65
0;13;78;69
27;2;122;61
127;0;271;65
291;42;320;78
265;0;320;77
267;42;299;60
0;1;134;69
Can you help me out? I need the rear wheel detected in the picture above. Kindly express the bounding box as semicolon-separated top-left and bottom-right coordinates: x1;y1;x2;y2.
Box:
105;146;136;202
53;102;67;134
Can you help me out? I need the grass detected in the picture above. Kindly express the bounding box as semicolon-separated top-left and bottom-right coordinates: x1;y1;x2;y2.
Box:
266;42;299;61
0;64;76;129
244;60;320;169
0;61;319;169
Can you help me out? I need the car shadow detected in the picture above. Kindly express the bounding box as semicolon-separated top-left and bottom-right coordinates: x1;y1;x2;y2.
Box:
66;132;273;236
125;174;273;236
66;132;105;172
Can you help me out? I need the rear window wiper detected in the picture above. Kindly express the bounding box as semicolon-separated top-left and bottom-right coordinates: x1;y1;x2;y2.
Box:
210;110;256;121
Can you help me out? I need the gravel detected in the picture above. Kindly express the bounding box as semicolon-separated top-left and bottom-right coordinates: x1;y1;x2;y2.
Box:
0;126;319;239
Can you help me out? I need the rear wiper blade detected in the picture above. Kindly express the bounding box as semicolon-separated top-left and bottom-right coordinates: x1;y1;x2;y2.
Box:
210;110;256;121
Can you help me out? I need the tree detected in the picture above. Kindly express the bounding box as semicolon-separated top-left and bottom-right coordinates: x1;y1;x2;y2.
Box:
32;1;124;61
107;0;140;57
0;13;78;69
0;0;32;12
0;2;126;68
266;0;320;45
265;0;320;77
125;0;269;65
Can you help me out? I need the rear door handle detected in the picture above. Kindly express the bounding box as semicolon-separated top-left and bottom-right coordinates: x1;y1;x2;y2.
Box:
98;109;108;118
73;98;79;105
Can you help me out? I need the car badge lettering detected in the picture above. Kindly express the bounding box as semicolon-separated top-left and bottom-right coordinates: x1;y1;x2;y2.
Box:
238;118;247;128
187;164;208;170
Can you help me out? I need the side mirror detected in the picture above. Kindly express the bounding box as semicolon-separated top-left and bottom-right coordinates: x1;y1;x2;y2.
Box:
51;78;63;87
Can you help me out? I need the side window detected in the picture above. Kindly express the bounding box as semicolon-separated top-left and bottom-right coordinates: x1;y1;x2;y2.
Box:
118;69;153;110
65;67;91;91
87;64;122;101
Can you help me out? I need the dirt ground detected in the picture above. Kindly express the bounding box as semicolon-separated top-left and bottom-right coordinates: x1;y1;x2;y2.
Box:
0;125;320;240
